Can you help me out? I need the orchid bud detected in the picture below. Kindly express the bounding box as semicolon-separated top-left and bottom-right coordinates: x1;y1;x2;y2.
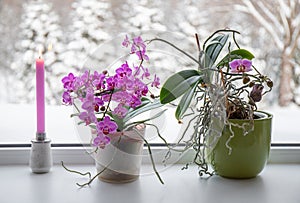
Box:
250;84;264;102
94;105;99;112
267;80;273;88
249;81;255;87
243;76;250;84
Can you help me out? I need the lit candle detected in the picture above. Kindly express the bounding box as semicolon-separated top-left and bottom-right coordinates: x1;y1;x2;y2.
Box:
36;49;45;134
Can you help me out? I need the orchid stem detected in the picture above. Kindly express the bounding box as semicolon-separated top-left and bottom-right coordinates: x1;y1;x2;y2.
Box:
133;128;164;184
149;38;200;65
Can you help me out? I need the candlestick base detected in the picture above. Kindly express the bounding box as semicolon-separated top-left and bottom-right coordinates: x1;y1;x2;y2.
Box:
29;138;52;173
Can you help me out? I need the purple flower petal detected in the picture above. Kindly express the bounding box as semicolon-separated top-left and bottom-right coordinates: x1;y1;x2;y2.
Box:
96;116;118;135
151;74;160;88
122;35;130;48
113;104;128;118
229;59;252;73
93;132;111;149
62;91;72;105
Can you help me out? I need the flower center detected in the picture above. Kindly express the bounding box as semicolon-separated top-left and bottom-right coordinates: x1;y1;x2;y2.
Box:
103;127;109;135
237;65;246;72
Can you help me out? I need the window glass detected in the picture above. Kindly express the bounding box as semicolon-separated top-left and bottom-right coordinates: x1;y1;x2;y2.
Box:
1;0;299;145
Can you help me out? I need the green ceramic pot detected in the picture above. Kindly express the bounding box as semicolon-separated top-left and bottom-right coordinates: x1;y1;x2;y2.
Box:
207;111;272;179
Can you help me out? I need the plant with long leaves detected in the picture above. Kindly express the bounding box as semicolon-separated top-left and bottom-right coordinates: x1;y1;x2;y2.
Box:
152;29;273;176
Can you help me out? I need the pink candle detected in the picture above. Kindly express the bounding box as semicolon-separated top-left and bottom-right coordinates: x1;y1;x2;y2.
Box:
36;54;45;134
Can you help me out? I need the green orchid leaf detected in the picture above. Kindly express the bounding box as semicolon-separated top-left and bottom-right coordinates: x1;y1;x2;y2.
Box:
126;98;151;115
160;69;202;104
123;109;167;130
89;124;96;130
123;99;163;123
204;34;229;68
110;113;125;131
175;81;199;120
217;49;255;67
230;49;255;60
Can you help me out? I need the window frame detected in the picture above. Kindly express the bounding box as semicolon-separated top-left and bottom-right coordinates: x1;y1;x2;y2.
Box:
1;102;300;165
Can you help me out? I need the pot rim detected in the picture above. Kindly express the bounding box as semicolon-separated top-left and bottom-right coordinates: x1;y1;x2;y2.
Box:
228;110;273;122
109;124;145;142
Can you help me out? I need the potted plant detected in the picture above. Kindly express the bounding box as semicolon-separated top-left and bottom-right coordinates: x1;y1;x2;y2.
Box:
61;35;165;186
154;29;273;178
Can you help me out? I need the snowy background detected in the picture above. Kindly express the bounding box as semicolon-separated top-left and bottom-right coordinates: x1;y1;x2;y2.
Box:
1;0;300;106
1;0;300;144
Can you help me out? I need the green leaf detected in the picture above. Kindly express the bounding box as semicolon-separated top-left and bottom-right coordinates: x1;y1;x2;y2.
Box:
204;34;229;67
110;113;125;131
175;81;199;120
125;98;151;115
123;99;163;123
160;69;202;104
230;49;255;60
217;49;255;67
123;109;167;129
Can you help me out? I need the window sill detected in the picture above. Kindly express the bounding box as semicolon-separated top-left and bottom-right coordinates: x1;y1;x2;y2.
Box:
1;146;300;165
1;163;299;203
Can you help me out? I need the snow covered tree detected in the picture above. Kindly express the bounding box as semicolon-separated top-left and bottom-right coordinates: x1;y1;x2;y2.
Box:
234;0;300;106
63;0;115;72
111;0;183;82
112;0;167;33
151;0;240;79
11;0;67;104
165;0;300;107
0;3;20;103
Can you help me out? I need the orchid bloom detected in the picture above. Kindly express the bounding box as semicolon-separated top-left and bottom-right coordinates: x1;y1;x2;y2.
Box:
93;132;110;149
96;116;118;135
61;35;159;149
229;59;252;73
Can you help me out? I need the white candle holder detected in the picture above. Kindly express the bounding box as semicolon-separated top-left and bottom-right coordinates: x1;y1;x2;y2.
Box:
29;133;53;173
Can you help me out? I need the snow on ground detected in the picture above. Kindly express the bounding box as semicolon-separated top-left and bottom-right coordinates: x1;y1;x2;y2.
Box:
0;104;299;144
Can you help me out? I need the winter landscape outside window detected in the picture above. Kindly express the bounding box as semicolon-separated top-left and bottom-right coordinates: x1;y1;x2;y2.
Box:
0;0;300;146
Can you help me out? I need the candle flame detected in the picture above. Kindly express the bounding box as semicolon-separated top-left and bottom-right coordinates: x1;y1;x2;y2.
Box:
38;47;43;59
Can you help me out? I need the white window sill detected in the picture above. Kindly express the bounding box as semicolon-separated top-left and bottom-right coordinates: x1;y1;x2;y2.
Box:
1;163;299;203
1;146;300;165
1;146;299;203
